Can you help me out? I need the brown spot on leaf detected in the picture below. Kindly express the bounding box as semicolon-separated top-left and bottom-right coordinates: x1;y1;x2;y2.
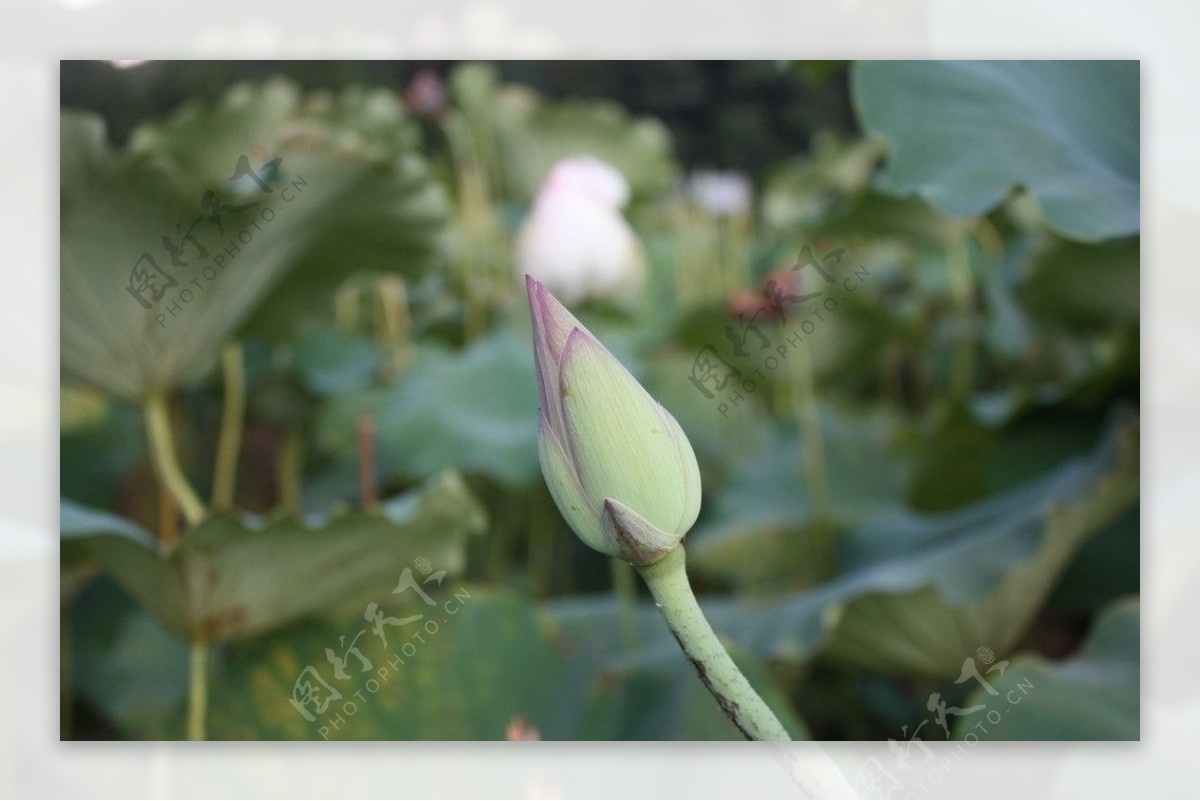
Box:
200;606;249;639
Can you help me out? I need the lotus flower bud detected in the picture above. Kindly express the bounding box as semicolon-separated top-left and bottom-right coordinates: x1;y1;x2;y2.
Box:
526;275;701;565
516;157;646;306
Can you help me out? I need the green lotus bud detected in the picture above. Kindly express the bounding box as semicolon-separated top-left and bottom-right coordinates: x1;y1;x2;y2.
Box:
526;275;701;565
526;274;791;741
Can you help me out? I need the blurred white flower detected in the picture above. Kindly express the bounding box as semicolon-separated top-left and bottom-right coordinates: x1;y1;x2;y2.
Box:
515;157;645;305
687;170;752;217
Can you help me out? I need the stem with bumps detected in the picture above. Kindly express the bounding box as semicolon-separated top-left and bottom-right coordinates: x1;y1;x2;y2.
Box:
637;546;791;741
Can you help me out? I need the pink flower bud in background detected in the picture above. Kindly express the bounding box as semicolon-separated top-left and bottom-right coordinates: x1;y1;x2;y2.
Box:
405;68;447;120
515;157;646;306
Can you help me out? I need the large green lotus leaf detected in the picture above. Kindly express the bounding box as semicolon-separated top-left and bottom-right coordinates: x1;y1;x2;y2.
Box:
128;82;448;280
674;416;1137;677
60;471;485;642
953;597;1139;740
819;417;1139;679
61;82;448;399
201;590;804;740
688;407;910;588
203;591;570;740
852;61;1139;242
61;110;325;398
317;331;540;488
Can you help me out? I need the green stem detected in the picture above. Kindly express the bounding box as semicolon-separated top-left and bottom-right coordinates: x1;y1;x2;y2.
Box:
610;559;640;652
188;639;209;741
276;428;303;515
357;415;378;511
637;547;791;741
158;482;179;548
946;224;976;403
145;391;205;527
211;342;245;513
375;275;414;380
334;278;362;331
445;115;495;344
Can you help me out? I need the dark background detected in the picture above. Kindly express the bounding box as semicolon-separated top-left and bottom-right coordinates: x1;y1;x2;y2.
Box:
60;60;856;179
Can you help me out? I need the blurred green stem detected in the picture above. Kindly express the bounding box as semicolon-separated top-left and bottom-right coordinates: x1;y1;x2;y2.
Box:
946;224;976;403
334;278;362;331
637;547;790;741
145;391;205;527
277;428;304;515
375;276;414;380
358;415;377;511
158;482;179;548
791;342;835;579
445;114;499;343
188;639;209;741
211;342;245;513
610;559;640;651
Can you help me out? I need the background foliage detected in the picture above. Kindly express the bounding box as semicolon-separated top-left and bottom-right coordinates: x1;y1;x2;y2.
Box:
60;60;1138;741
